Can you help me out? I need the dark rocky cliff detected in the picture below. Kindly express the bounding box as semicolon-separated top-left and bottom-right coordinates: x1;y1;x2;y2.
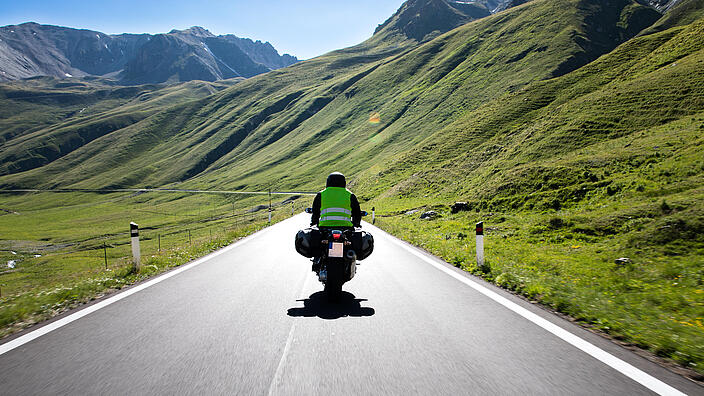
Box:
0;23;298;84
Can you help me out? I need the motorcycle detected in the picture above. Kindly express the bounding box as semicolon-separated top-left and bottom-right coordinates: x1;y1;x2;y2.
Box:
297;209;373;301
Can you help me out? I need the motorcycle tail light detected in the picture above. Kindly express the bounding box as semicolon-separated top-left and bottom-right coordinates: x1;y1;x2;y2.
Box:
332;231;342;240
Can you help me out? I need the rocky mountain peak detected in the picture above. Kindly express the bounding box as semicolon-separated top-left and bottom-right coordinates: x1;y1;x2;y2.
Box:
641;0;683;11
169;26;215;38
374;0;491;42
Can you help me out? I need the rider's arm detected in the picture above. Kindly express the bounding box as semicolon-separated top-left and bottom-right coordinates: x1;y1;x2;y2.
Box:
350;193;361;228
310;193;321;226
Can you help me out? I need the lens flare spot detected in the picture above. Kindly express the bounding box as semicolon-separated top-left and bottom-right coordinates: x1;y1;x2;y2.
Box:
369;112;381;124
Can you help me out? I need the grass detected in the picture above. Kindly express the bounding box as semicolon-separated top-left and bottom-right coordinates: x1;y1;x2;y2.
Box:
0;191;312;338
375;205;704;371
366;108;704;373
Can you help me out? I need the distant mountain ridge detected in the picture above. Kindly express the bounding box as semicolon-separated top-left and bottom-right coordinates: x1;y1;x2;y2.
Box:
0;23;298;84
373;0;492;42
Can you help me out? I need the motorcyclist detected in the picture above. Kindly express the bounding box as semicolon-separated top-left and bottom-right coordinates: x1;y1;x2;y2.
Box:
310;172;362;229
310;172;362;272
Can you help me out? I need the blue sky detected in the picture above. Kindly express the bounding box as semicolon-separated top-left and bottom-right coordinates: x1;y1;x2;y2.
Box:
0;0;406;59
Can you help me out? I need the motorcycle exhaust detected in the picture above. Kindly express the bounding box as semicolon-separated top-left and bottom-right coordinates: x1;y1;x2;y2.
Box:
346;249;357;262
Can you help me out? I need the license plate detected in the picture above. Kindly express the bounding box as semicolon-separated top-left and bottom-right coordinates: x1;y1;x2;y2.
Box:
328;242;343;258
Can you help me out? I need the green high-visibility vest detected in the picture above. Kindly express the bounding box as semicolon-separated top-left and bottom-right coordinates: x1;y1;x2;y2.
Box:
319;187;353;227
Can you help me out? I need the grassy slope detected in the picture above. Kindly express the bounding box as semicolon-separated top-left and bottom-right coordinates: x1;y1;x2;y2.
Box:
358;16;704;374
0;77;239;177
0;0;658;192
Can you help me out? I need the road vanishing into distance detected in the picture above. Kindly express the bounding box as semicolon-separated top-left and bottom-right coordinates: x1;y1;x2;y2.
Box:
0;214;700;395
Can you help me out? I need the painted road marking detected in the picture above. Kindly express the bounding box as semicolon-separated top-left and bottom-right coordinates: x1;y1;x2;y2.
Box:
268;274;311;396
0;226;270;356
376;228;686;396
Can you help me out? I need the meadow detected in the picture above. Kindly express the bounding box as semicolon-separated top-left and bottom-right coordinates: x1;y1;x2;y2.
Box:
0;191;312;338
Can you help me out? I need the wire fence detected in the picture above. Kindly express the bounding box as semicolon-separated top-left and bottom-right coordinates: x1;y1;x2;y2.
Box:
0;197;311;298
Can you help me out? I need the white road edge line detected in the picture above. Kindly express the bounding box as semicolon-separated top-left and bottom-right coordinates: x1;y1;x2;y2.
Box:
0;227;269;356
379;230;686;396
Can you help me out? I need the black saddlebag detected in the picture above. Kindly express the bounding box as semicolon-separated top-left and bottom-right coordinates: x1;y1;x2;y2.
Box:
350;231;374;260
295;227;322;258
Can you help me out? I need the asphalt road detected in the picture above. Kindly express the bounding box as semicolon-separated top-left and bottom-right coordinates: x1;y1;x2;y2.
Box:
0;214;700;395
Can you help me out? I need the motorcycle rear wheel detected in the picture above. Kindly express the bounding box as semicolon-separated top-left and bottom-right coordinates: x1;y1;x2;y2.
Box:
324;279;342;302
324;259;344;302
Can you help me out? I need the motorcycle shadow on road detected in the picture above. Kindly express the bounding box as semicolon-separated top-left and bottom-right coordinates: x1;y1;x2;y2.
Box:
287;291;375;320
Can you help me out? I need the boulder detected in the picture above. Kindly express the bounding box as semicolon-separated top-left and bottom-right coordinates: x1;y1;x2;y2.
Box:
614;257;631;266
451;202;470;214
420;210;438;220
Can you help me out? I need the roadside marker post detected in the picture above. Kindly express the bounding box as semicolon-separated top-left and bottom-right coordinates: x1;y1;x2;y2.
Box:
291;201;294;216
103;241;108;270
130;222;141;270
372;207;376;225
268;190;272;224
476;221;484;269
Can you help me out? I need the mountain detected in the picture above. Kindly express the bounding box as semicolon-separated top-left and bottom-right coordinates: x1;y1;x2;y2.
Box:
643;0;684;11
639;0;704;33
373;0;491;42
0;0;661;189
220;35;298;70
0;23;298;84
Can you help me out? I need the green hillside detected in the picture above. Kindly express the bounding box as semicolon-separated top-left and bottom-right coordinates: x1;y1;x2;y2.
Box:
356;11;704;373
0;77;239;176
0;0;659;192
1;0;704;376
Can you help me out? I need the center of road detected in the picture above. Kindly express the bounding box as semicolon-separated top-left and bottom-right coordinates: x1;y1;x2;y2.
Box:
268;274;311;395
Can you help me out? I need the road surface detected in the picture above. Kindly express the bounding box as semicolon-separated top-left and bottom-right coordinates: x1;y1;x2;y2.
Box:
0;214;700;395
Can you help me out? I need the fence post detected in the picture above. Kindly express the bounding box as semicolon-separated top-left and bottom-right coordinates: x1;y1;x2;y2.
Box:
130;222;141;270
372;207;376;225
476;221;484;269
158;234;161;252
103;241;108;270
268;190;272;224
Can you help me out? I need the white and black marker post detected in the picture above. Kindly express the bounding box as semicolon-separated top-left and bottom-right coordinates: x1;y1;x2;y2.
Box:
476;221;484;268
372;207;376;225
130;222;141;270
268;190;272;224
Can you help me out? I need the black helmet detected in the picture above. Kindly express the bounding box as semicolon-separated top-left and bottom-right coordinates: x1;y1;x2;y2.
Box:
326;172;346;188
